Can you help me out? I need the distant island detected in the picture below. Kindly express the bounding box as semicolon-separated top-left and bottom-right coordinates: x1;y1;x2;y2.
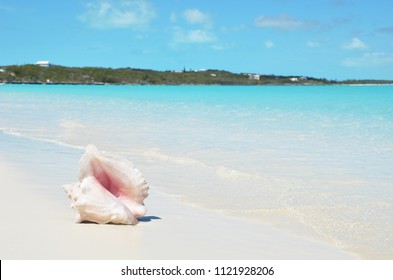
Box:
1;63;392;86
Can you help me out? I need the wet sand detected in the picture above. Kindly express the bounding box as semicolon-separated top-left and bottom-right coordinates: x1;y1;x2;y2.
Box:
0;152;357;260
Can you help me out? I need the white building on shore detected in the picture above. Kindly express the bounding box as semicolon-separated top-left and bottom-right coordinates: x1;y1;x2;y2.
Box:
248;74;260;80
35;61;51;67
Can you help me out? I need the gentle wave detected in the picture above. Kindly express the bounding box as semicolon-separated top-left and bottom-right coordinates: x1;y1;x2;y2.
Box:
0;128;85;151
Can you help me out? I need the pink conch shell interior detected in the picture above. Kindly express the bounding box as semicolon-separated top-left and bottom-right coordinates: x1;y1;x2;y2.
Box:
63;145;149;225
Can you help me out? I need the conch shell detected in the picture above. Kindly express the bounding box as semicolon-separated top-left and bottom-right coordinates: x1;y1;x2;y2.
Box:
63;145;149;225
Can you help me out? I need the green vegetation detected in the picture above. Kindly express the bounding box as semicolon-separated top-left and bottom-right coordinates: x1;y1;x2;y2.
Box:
0;64;392;85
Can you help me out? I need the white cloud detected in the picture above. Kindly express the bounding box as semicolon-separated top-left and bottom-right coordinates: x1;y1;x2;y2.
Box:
78;0;156;29
183;9;211;27
307;40;320;48
264;40;274;48
342;52;393;67
173;27;216;44
170;12;177;23
187;30;215;43
170;8;216;46
255;14;316;30
211;43;233;51
342;37;368;50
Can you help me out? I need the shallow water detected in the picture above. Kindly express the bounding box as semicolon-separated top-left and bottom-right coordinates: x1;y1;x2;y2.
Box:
1;84;392;259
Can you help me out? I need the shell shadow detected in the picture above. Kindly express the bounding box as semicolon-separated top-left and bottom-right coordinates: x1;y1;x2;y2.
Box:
137;216;162;223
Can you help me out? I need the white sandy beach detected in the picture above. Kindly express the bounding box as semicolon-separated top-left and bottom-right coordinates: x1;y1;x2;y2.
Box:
0;153;357;260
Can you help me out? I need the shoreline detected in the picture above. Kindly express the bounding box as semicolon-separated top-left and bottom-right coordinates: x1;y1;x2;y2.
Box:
2;81;393;87
0;134;358;260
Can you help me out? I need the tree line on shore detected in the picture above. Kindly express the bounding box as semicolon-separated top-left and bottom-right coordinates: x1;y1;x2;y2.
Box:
0;64;391;85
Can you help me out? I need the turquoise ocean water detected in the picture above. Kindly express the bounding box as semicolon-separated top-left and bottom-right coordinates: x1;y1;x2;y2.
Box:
0;84;392;258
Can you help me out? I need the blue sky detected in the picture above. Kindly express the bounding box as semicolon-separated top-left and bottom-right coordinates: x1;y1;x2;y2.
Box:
1;0;393;80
